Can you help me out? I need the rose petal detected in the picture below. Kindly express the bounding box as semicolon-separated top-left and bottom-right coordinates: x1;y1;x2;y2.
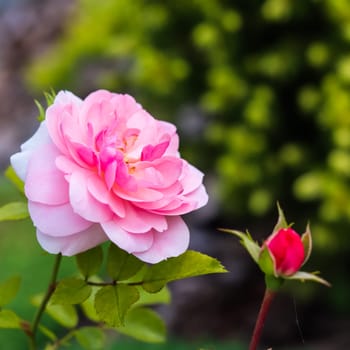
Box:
28;201;92;236
134;216;189;263
113;203;167;233
69;171;113;223
25;143;69;205
36;224;108;256
101;220;154;253
86;176;126;218
10;122;51;180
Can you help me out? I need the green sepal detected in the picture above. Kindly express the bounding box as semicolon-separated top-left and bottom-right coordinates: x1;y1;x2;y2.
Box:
0;309;21;329
272;202;289;233
94;284;140;327
285;271;331;287
34;100;46;122
142;250;227;293
107;244;144;281
5;166;24;193
76;246;103;278
0;276;21;307
258;245;276;277
115;306;166;343
0;202;28;222
265;274;284;292
301;223;312;265
219;228;260;263
51;277;92;305
74;326;106;350
35;90;56;121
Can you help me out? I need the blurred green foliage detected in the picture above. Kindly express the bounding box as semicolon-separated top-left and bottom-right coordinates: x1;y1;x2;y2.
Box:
25;0;350;268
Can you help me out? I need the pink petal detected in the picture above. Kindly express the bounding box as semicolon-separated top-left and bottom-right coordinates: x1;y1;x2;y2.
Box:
112;93;142;120
180;162;205;194
87;176;126;218
36;224;108;256
134;157;182;189
46;92;82;153
141;141;170;161
69;171;113;223
134;216;189;263
105;160;117;190
21;121;51;152
101;220;154;253
25;143;69;205
113;203;167;233
76;145;98;167
55;155;82;174
10;150;33;182
113;186;163;203
28;201;92;236
10;122;51;180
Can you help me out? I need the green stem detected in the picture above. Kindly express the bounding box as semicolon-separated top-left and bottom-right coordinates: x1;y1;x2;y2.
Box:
249;288;276;350
29;253;62;349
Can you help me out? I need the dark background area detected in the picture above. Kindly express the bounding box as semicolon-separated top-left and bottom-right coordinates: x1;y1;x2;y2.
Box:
0;0;349;348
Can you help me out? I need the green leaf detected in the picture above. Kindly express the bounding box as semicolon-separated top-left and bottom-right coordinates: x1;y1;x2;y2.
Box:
38;324;58;341
0;276;21;307
142;250;227;293
286;271;331;287
115;307;166;343
4;166;24;193
94;284;139;327
31;294;78;328
107;244;144;281
219;228;260;263
74;327;106;350
76;246;103;278
258;245;276;276
51;278;92;305
301;223;312;265
0;309;21;329
0;202;28;221
81;283;101;323
135;285;171;307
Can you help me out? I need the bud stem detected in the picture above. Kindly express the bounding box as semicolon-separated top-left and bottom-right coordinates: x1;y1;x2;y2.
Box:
249;288;276;350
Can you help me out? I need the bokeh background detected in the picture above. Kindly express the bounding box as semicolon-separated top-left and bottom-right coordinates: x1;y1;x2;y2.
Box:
1;0;350;348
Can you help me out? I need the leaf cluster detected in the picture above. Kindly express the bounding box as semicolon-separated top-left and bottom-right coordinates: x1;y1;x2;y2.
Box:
14;245;225;349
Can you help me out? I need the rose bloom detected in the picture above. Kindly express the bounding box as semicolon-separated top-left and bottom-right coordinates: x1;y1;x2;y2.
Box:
265;228;305;276
11;90;208;263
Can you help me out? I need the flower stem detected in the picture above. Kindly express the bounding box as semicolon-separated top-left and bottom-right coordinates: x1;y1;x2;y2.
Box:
249;288;276;350
29;253;62;349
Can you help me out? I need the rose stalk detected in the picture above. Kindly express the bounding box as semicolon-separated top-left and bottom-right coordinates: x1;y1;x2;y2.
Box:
220;204;330;350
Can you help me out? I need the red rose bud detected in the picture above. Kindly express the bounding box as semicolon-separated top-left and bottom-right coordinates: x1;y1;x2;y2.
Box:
265;228;305;276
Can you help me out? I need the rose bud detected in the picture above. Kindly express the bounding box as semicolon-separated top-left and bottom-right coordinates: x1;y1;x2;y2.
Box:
263;228;305;277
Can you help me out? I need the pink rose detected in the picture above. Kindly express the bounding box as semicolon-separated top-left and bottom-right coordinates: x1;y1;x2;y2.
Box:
265;228;305;276
10;90;208;263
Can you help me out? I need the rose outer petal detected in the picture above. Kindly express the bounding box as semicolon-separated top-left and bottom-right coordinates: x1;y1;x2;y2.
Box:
101;220;154;253
28;201;92;237
36;224;108;256
10;122;51;181
133;216;190;264
25;143;69;205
